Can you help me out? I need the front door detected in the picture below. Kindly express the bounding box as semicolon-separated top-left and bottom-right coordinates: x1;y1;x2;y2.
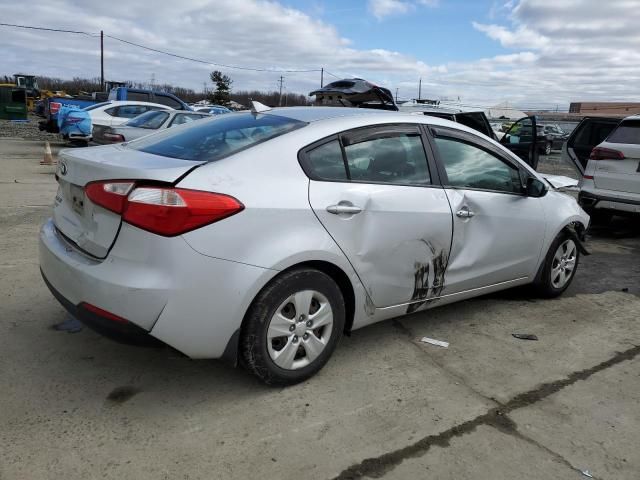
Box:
303;125;453;308
429;126;547;294
500;116;538;169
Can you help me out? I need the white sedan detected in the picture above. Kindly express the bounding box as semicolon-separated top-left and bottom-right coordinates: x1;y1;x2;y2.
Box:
40;106;589;385
87;100;172;128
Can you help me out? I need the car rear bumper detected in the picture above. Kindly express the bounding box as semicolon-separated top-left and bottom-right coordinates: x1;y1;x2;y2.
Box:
39;218;275;358
579;189;640;214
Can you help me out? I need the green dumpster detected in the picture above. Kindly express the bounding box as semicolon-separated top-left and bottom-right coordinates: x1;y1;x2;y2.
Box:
0;85;28;120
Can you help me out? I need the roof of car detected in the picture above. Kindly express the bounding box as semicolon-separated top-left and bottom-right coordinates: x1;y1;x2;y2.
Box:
265;106;395;123
105;100;173;109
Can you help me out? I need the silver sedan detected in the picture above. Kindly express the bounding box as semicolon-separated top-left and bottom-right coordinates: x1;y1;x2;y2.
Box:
40;106;589;385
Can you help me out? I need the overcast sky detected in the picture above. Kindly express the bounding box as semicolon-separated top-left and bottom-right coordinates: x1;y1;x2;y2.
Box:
1;0;639;109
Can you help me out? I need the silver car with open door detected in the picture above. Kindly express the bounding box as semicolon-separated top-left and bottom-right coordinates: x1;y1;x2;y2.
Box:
40;106;589;385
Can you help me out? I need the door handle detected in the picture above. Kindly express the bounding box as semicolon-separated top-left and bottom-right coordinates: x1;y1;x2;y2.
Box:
327;204;363;215
456;208;475;218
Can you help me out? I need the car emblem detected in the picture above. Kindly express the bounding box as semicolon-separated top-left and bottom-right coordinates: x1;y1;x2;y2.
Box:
59;162;67;175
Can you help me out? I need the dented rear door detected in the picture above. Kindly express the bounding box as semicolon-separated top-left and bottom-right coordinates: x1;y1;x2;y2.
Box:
304;125;452;308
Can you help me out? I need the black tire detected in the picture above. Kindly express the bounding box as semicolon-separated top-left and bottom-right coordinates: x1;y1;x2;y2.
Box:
240;268;345;386
587;209;613;225
542;141;552;155
534;230;580;298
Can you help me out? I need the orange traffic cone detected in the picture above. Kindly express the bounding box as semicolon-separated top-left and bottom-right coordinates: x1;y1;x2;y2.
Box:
40;141;56;165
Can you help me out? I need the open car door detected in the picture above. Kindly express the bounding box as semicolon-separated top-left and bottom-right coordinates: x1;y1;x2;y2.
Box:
500;116;538;169
562;117;620;176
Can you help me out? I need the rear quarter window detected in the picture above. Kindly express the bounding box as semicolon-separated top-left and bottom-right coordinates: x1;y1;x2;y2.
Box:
606;120;640;144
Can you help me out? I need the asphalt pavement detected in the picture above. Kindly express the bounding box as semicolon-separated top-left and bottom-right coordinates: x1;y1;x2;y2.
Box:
1;139;638;480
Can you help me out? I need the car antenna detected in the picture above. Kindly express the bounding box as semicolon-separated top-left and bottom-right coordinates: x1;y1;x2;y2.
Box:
250;100;271;115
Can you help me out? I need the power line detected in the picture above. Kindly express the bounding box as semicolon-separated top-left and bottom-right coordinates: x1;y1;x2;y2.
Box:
105;34;322;74
0;22;323;74
0;22;96;36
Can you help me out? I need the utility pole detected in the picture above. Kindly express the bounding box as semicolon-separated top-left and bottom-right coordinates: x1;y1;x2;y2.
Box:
100;30;104;91
320;68;324;88
395;88;399;103
278;75;284;106
418;78;422;101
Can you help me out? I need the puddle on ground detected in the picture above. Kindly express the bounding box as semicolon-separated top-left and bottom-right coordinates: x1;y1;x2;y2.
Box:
51;316;83;333
106;386;140;404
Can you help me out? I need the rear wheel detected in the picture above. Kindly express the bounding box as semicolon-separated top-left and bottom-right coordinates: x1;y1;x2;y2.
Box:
240;268;345;386
534;231;579;297
542;141;552;155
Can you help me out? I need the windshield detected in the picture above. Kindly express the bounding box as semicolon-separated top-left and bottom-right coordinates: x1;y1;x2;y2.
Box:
83;102;111;111
128;112;307;161
126;110;170;129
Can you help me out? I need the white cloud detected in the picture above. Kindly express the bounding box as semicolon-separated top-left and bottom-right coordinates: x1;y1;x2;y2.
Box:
367;0;438;20
368;0;413;20
2;0;640;108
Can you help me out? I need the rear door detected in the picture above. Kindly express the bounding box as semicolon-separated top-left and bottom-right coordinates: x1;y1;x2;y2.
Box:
500;116;539;169
593;119;640;194
305;124;453;309
563;117;619;176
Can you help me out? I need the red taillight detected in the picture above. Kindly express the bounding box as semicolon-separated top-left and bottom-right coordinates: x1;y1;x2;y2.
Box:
85;181;135;213
103;132;125;143
80;302;128;323
50;102;61;115
84;181;244;236
583;175;594;180
124;187;244;236
589;147;625;160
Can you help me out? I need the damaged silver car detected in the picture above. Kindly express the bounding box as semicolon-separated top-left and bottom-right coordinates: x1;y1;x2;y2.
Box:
40;105;589;386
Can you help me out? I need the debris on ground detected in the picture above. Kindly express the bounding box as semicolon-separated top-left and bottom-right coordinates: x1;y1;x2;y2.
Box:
581;469;593;478
420;337;449;348
51;316;83;333
621;287;629;292
512;333;539;341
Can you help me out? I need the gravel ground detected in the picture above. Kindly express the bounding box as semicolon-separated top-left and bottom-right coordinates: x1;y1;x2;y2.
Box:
0;114;60;142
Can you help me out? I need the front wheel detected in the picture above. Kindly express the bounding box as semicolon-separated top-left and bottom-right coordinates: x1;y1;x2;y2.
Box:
534;231;579;297
240;268;345;386
542;141;552;155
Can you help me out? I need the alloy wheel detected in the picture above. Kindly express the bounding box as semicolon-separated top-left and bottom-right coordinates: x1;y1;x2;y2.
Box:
551;239;577;289
266;290;334;370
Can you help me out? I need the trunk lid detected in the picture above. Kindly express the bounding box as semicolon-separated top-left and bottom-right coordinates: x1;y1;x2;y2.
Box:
593;141;640;194
53;145;204;258
563;117;620;176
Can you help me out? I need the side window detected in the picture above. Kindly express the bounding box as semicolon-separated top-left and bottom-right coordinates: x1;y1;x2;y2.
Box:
117;105;148;118
154;95;183;109
434;137;522;193
343;133;430;185
305;140;348;181
170;113;204;127
127;92;150;102
104;107;118;116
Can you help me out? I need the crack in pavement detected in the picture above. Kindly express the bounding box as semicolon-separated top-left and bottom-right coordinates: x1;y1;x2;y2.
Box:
391;319;502;406
332;344;640;479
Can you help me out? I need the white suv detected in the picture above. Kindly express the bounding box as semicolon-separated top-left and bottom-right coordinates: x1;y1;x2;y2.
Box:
563;115;640;220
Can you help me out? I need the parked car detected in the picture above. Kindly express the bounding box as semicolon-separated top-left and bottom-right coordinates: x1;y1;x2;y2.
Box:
93;110;211;145
536;124;569;155
195;105;232;115
401;104;541;169
313;79;542;169
62;101;173;144
40;106;589;385
39;88;191;134
563;115;639;221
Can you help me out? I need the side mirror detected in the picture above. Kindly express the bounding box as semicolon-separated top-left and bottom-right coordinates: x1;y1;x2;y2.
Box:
526;176;548;197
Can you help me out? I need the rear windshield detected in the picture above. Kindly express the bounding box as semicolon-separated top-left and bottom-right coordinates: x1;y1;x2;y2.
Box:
128;112;307;161
607;120;640;144
126;110;169;129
